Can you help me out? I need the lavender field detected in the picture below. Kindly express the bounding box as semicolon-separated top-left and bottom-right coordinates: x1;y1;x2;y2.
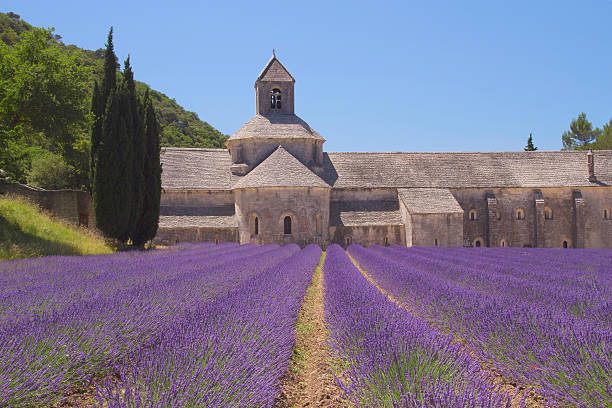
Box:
0;243;610;407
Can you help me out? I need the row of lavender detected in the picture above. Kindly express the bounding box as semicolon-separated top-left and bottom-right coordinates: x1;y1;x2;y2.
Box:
323;245;515;407
0;243;321;407
348;244;612;407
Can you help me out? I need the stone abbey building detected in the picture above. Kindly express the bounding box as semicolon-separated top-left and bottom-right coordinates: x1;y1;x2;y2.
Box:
155;55;612;248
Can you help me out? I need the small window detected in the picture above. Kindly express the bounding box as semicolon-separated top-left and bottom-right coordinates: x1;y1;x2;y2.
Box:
345;235;352;247
604;206;611;220
544;207;553;220
385;236;390;246
270;88;282;109
516;208;525;220
469;209;478;221
563;240;568;248
315;213;322;234
254;217;259;235
500;239;506;247
434;238;439;247
475;240;481;247
214;238;219;245
283;216;292;235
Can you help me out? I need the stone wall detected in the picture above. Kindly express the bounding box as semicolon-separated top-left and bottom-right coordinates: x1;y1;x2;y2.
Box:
409;213;464;247
161;190;234;207
0;182;93;227
234;186;329;247
228;138;321;172
450;187;612;248
153;227;237;245
329;224;405;248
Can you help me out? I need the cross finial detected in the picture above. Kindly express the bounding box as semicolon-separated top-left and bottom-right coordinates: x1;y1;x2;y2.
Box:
272;48;276;57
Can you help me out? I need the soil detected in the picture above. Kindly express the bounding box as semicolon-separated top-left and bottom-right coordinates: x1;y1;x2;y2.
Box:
276;254;353;408
347;253;548;408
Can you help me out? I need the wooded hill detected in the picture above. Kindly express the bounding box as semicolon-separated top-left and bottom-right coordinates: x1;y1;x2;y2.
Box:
0;12;227;189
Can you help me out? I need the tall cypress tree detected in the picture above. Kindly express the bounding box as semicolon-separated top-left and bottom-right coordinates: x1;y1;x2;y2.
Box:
94;87;132;239
132;89;161;246
122;57;145;243
91;28;117;189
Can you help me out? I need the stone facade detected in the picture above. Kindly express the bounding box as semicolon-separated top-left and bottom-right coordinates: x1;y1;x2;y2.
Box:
155;55;612;249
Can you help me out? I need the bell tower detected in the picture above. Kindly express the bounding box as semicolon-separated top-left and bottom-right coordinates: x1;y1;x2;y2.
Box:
255;52;295;115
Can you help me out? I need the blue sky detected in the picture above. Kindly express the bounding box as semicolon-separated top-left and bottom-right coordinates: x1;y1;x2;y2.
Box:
5;1;612;152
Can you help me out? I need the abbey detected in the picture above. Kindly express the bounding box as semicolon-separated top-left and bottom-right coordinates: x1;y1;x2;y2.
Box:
155;55;612;248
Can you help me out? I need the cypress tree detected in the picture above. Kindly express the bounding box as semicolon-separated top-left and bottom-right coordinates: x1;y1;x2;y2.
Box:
132;89;161;246
94;87;132;239
122;57;145;244
524;133;538;151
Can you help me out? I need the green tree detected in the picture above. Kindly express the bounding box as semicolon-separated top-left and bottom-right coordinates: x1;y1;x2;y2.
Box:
562;113;602;150
524;133;537;151
592;118;612;150
132;90;161;247
0;27;91;185
26;151;75;190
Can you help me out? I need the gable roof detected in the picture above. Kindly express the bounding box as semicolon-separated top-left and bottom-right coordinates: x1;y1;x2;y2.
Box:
322;151;612;188
161;148;232;190
232;146;329;189
330;201;403;226
256;55;295;83
228;114;325;141
398;188;464;214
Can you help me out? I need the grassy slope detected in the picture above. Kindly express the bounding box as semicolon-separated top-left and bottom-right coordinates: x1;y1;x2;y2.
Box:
0;196;112;260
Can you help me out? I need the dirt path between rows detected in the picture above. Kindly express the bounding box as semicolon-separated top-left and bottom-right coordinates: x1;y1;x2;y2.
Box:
347;252;547;408
276;253;353;408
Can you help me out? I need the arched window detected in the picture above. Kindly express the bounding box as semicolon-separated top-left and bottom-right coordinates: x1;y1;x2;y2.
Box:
315;213;322;235
469;209;478;221
385;236;390;246
214;238;219;245
283;216;292;235
254;217;259;235
544;207;553;220
474;238;483;248
434;238;439;247
516;208;525;220
270;88;282;109
604;206;611;220
563;240;568;248
345;235;352;247
250;214;260;236
500;239;507;247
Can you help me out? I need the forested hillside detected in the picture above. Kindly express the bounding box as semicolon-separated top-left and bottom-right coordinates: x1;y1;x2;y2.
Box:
0;12;227;189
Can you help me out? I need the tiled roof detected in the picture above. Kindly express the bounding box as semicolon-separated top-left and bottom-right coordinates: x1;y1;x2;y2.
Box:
228;114;325;141
330;201;403;226
232;146;329;189
159;215;237;229
322;151;612;188
160;206;235;216
161;148;231;190
398;188;464;214
160;148;612;191
256;55;295;82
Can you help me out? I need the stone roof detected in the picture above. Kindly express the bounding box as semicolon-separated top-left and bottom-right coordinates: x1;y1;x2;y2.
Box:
256;55;295;83
160;205;235;216
160;148;612;191
398;188;464;214
161;148;231;190
322;151;612;188
228;114;325;141
330;201;403;226
159;215;237;229
232;146;329;189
